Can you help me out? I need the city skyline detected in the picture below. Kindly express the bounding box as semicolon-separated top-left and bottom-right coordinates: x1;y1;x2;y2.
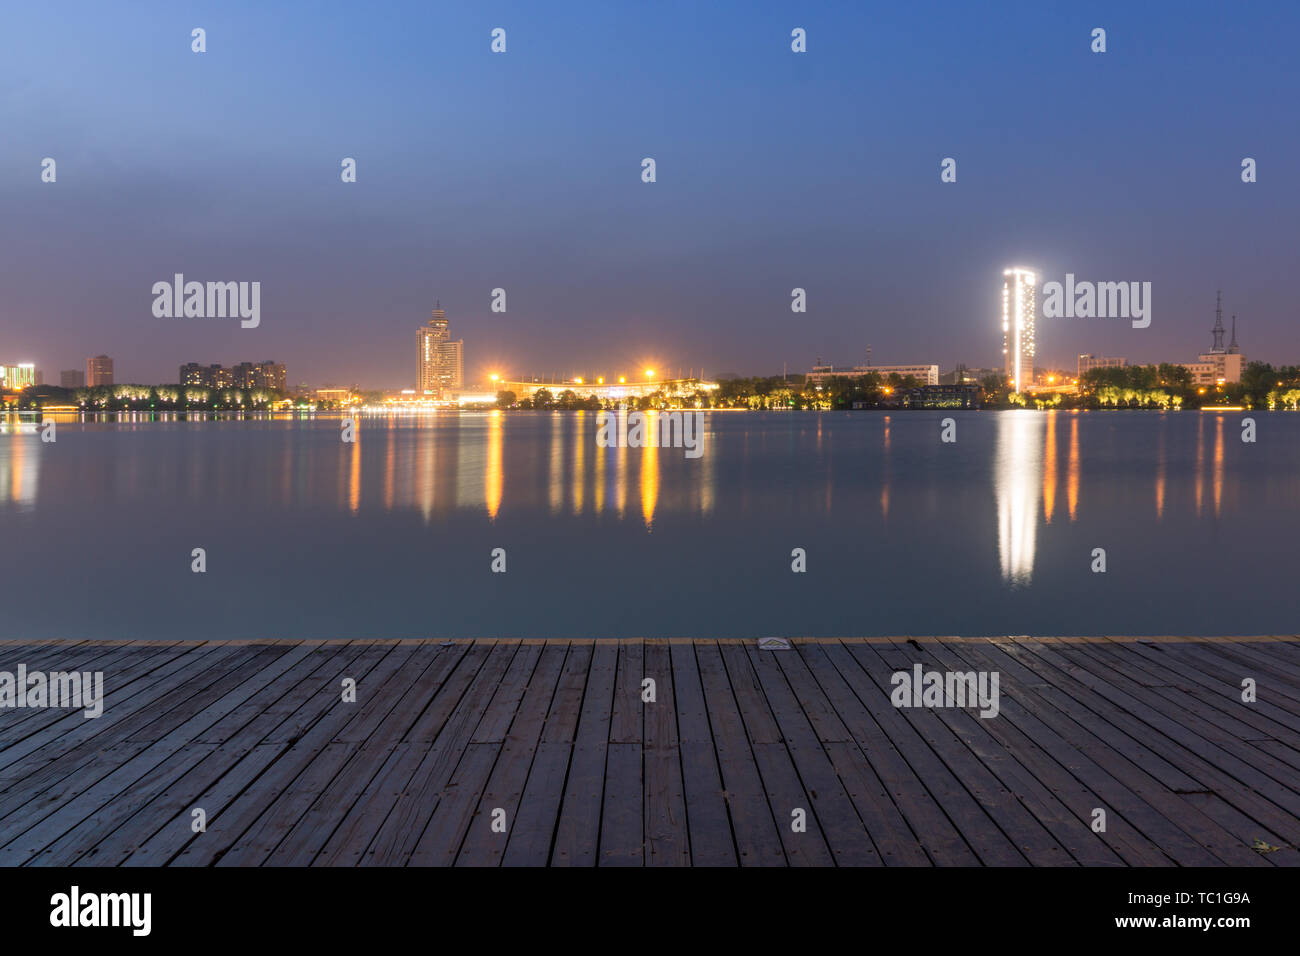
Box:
1;1;1297;388
3;282;1283;395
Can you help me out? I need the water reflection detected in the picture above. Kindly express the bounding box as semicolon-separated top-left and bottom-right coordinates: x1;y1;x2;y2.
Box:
641;412;660;529
0;430;40;510
1213;414;1225;518
1155;426;1165;520
486;411;503;520
571;410;585;515
549;413;564;515
1042;411;1057;523
1195;414;1205;516
347;432;361;513
1067;413;1080;522
995;413;1043;585
880;415;891;520
0;411;1267;542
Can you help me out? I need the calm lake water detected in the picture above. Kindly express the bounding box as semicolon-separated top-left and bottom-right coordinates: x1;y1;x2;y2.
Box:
0;409;1295;639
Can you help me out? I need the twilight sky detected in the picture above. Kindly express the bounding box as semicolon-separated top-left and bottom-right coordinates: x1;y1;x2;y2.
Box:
1;0;1296;388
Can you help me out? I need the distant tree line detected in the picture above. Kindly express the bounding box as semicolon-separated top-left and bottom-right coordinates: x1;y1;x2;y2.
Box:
5;383;287;411
495;374;933;412
1076;361;1300;410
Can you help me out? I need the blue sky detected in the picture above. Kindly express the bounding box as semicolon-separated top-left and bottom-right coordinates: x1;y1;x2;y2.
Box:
1;0;1296;386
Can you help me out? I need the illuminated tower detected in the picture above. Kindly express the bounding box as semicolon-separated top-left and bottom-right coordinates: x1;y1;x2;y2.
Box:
416;303;464;395
417;305;449;392
1002;268;1036;392
1210;290;1226;354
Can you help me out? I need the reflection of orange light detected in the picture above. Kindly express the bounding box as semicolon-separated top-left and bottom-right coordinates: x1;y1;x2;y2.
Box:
1043;411;1057;522
1213;415;1224;517
880;417;891;519
1155;433;1165;520
641;416;658;528
348;437;361;513
486;410;503;520
571;411;584;514
1067;416;1079;521
1195;415;1204;516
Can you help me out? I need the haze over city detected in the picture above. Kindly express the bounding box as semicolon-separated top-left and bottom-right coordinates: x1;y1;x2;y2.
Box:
2;0;1297;388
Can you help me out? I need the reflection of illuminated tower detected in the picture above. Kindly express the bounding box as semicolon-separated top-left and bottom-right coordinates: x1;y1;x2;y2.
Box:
995;413;1043;585
1002;268;1036;392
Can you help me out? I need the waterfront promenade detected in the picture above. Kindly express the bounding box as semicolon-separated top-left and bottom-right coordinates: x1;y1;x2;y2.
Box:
1;636;1297;866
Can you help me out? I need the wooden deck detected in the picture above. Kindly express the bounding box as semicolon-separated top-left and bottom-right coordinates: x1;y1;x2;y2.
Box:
1;637;1298;866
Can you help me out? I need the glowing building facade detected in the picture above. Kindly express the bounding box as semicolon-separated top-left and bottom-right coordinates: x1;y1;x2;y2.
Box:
0;363;37;390
86;354;114;386
417;306;464;396
1002;268;1036;392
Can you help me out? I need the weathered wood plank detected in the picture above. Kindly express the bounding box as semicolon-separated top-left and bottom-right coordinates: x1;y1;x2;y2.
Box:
0;638;1292;868
668;643;736;866
501;643;593;866
550;641;618;866
643;641;689;866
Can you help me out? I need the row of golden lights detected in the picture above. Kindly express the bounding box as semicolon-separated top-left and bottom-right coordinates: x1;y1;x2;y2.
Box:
488;370;659;386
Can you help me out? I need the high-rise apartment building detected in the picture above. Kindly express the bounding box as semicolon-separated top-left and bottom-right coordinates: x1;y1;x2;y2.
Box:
254;361;286;391
86;354;113;386
1002;268;1036;392
417;305;464;395
179;360;286;390
61;369;85;388
231;362;257;388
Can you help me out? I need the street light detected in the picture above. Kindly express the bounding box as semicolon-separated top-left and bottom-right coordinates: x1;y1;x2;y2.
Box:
645;369;655;380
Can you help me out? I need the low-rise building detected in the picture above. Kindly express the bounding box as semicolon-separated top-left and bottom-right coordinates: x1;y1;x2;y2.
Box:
0;364;38;390
1181;352;1246;385
901;384;983;408
807;363;939;386
1077;354;1126;378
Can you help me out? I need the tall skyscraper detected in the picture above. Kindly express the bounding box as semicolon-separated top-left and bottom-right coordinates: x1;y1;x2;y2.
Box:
1002;268;1036;392
86;354;114;386
417;304;464;395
